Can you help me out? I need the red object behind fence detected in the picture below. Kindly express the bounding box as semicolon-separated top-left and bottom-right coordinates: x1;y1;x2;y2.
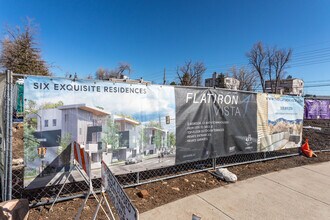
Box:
73;142;91;176
301;139;317;158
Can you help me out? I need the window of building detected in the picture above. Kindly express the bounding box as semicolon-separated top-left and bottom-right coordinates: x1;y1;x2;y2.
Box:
92;133;97;143
44;120;49;127
64;114;68;122
97;132;102;142
53;119;57;127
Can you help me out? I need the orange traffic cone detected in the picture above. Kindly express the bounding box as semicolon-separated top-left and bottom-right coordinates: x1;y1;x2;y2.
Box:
301;139;317;158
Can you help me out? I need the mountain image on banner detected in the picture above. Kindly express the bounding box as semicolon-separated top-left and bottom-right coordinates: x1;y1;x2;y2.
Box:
268;118;303;126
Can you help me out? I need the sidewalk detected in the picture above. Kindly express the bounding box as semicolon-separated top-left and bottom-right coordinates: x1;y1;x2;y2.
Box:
140;162;330;220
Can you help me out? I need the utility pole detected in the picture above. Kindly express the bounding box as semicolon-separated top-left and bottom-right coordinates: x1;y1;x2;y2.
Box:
158;114;162;127
163;67;166;85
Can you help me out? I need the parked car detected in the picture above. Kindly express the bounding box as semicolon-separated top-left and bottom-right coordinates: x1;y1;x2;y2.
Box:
163;149;172;155
125;155;143;165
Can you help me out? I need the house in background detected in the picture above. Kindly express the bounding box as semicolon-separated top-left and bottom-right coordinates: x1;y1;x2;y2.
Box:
32;104;112;170
265;78;304;96
144;126;168;155
33;108;62;147
31;103;150;171
58;104;111;167
113;116;141;161
205;72;240;90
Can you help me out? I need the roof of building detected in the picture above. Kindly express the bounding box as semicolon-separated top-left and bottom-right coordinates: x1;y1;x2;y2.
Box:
304;95;330;100
144;126;167;132
58;104;110;116
114;116;140;125
265;78;304;82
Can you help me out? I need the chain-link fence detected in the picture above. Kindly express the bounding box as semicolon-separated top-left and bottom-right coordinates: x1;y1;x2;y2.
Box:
106;148;302;188
12;164;102;207
6;147;318;205
9;140;330;207
3;71;330;208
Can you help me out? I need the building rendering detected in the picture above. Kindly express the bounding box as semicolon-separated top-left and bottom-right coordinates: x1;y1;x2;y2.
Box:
143;126;168;155
112;116;142;161
32;104;111;169
30;104;169;172
265;78;304;96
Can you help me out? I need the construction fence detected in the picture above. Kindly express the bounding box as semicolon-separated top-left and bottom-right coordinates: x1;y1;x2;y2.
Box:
1;70;330;208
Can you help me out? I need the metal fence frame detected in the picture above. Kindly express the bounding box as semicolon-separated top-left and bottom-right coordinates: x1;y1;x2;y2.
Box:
1;70;329;208
1;70;13;201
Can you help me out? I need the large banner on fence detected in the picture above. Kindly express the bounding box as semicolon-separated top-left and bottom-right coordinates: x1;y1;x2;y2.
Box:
257;94;304;151
22;76;304;188
23;76;176;188
305;99;330;119
175;88;258;163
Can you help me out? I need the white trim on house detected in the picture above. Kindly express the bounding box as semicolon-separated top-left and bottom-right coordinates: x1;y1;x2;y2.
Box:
114;116;140;125
58;104;110;116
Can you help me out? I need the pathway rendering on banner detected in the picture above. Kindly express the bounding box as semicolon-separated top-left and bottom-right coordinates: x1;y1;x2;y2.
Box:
141;162;330;220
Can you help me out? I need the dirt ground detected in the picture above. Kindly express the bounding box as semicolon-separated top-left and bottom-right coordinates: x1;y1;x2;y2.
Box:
302;119;330;150
13;120;330;219
28;151;330;219
124;151;330;213
13;123;24;160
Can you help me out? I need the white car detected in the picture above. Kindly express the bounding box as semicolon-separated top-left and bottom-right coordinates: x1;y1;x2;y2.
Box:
125;155;143;165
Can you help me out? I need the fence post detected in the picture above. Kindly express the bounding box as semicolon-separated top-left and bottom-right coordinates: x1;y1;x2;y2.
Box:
212;158;216;170
136;172;140;184
4;70;13;200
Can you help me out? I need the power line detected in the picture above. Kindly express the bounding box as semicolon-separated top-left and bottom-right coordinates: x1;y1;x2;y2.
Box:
290;58;330;68
145;45;330;81
294;47;330;56
292;40;330;50
293;52;330;61
304;79;330;83
304;84;330;88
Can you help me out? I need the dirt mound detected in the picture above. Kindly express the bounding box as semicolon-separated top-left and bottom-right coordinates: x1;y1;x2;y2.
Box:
303;120;330;150
124;151;330;213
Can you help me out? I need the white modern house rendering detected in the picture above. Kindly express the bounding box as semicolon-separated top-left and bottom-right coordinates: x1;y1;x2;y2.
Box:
30;103;170;174
32;104;112;169
112;116;142;161
144;126;168;155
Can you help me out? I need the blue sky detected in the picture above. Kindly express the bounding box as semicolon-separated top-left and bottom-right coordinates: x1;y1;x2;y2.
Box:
1;0;330;95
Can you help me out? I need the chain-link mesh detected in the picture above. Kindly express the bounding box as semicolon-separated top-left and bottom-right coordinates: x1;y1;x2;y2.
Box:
11;143;330;206
116;147;302;188
12;164;102;206
8;119;330;206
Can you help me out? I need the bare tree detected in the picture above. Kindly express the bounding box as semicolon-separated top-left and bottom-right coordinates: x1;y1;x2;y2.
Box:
230;66;258;91
177;60;206;86
246;42;292;93
246;42;266;92
0;18;50;76
116;62;131;78
95;62;132;80
95;67;109;80
273;48;292;92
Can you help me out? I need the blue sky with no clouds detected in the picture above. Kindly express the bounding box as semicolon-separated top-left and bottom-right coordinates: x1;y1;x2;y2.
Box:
1;0;330;95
